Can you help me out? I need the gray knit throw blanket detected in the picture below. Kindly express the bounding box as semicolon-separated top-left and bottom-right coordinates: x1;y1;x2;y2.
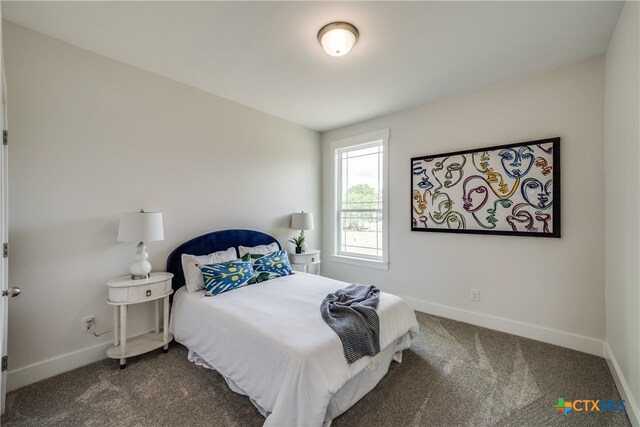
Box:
320;284;381;364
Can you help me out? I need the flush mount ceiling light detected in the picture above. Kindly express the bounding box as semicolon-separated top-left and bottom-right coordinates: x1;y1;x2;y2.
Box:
317;22;359;57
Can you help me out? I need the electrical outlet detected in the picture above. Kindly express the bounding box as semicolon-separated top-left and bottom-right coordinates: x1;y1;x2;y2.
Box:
82;316;95;333
470;289;480;302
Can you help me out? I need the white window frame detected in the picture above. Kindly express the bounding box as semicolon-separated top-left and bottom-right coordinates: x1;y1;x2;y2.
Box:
329;129;389;270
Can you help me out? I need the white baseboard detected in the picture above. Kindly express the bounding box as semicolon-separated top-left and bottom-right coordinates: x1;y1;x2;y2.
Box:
604;342;639;426
401;295;604;357
6;340;112;392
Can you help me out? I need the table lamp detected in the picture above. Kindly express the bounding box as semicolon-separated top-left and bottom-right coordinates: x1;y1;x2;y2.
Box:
117;209;164;279
290;211;314;253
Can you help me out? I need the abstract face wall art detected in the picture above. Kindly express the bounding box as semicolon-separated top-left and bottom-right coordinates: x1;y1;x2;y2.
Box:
498;146;535;179
411;137;560;237
522;178;553;210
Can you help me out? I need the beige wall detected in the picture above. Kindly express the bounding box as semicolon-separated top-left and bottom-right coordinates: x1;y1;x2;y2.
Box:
322;58;606;354
604;1;639;424
4;22;320;388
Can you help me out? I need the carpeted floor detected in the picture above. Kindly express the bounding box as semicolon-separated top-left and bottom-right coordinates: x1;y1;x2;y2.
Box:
1;312;630;426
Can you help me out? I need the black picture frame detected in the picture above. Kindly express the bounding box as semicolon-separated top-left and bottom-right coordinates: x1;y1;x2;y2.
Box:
411;137;560;238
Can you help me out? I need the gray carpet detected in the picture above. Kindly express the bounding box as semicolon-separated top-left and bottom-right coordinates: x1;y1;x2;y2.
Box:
2;312;630;426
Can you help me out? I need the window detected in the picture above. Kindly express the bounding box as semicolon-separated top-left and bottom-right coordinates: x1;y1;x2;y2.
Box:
330;129;388;269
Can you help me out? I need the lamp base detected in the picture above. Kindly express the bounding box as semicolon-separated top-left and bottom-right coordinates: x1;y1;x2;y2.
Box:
130;242;152;280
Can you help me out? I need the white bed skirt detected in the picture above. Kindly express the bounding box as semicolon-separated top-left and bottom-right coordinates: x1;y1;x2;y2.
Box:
188;332;412;426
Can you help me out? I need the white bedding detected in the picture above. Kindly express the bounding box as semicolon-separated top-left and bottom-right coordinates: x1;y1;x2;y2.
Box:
170;272;419;427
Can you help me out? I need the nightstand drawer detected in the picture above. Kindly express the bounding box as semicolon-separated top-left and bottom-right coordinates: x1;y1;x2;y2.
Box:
127;280;170;302
107;279;171;304
289;251;320;264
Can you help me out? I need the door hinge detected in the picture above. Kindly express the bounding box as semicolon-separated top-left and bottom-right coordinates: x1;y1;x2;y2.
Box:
3;243;8;258
3;130;7;146
1;356;7;372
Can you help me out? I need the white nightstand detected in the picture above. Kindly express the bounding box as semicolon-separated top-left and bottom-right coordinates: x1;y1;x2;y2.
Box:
288;249;321;275
106;272;174;369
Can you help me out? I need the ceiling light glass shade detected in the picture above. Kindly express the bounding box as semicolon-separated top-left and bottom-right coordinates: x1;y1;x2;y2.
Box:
317;22;359;57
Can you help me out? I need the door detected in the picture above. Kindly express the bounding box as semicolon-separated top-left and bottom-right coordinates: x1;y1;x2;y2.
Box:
0;8;6;413
0;58;6;413
0;7;18;414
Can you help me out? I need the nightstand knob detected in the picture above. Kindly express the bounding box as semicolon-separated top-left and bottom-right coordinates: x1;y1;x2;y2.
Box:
146;290;151;297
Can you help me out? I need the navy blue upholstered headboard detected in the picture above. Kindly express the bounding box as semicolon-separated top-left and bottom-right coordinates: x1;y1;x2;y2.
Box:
166;229;281;293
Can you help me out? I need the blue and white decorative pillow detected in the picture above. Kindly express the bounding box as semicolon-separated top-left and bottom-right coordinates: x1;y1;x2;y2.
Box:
200;261;255;296
240;253;272;284
251;250;294;280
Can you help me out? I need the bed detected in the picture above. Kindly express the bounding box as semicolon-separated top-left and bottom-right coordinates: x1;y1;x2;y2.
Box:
167;229;419;427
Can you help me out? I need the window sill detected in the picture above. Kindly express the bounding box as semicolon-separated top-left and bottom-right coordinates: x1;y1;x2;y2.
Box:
328;255;389;270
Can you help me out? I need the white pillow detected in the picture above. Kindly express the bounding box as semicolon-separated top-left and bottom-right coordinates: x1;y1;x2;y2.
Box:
238;242;279;257
181;247;237;293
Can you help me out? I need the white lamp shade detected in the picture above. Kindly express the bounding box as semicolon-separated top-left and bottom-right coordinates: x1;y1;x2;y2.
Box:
291;212;314;231
117;211;164;242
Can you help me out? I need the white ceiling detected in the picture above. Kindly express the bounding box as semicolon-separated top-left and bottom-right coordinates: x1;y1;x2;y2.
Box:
3;1;624;132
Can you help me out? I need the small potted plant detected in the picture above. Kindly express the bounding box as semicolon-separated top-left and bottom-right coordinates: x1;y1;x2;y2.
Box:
289;235;305;254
